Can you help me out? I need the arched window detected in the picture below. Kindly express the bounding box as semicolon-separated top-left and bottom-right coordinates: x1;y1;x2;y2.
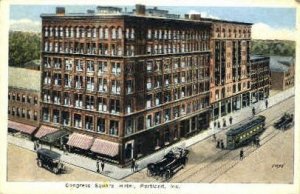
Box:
44;27;48;37
104;27;109;39
99;27;104;39
117;27;122;39
111;27;117;39
60;27;64;37
92;27;97;38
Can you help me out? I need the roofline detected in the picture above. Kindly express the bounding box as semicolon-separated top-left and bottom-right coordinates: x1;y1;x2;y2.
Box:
40;13;251;26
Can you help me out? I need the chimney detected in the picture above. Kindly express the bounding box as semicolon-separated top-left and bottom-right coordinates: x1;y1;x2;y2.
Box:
135;4;146;16
56;7;65;16
190;14;201;20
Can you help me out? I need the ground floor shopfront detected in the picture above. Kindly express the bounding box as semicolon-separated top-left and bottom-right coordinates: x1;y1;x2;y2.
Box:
211;92;251;120
251;86;270;103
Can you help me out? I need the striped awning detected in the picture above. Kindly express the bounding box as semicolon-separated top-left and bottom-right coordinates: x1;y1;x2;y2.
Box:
8;120;36;135
91;139;119;157
67;133;94;150
35;125;59;138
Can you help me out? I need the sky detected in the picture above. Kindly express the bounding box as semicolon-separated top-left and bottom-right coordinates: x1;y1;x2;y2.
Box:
9;5;297;40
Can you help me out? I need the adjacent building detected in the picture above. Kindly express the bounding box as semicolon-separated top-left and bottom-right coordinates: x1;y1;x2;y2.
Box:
8;67;40;137
270;56;295;91
204;18;252;119
250;55;271;103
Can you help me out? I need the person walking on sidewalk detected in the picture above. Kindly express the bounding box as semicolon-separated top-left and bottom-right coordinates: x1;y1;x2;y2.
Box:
240;149;244;160
229;116;233;125
217;121;221;129
131;159;136;172
252;107;256;116
265;99;269;108
223;118;227;127
34;141;37;151
220;140;225;149
212;134;217;142
101;160;105;172
96;160;100;173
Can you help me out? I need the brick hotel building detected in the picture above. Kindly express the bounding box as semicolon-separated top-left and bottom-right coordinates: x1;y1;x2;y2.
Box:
37;5;267;165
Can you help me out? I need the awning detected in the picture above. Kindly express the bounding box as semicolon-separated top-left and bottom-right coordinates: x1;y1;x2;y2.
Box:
35;125;59;138
40;129;70;144
67;133;94;150
8;120;36;135
91;139;119;157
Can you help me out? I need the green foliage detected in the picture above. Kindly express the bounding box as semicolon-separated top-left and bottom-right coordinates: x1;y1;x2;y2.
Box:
251;40;295;57
9;31;41;67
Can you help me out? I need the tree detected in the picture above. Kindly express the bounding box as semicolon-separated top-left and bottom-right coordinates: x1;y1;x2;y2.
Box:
9;31;41;67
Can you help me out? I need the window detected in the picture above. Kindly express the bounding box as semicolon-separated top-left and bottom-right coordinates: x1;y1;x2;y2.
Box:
85;116;93;130
98;97;107;112
75;76;83;89
154;112;161;125
53;91;61;104
111;80;121;94
164;109;171;122
86;77;95;91
74;94;83;108
146;115;152;128
98;78;107;92
109;120;119;136
74;114;82;128
97;118;105;133
85;95;95;110
75;59;84;71
61;111;69;126
53;109;60;124
125;118;133;135
126;80;133;94
87;61;94;72
146;77;152;90
22;95;26;103
110;99;120;114
42;108;49;122
111;62;121;75
98;61;108;74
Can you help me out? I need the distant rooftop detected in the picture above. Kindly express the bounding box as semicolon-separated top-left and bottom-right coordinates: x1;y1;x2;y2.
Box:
250;55;270;61
9;67;41;91
269;56;295;72
41;5;252;25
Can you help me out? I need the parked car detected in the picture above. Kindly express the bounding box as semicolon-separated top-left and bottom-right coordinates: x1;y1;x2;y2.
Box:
36;148;64;174
147;147;189;180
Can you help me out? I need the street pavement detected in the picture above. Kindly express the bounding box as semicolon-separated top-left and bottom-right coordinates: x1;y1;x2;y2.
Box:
7;87;294;180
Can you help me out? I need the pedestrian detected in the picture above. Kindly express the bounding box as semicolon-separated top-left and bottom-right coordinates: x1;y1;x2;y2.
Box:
216;140;220;148
34;141;37;151
252;107;256;116
220;140;224;149
96;160;100;173
217;121;221;128
63;144;68;155
229;116;233;125
214;121;217;128
212;134;217;142
265;99;269;108
240;149;244;160
256;138;260;147
223;118;227;127
101;160;105;172
36;140;40;149
131;159;136;172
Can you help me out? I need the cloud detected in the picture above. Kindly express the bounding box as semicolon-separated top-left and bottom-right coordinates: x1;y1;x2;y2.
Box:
252;22;296;41
10;19;41;33
188;10;220;19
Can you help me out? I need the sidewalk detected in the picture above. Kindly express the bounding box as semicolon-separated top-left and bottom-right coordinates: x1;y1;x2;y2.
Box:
7;87;294;180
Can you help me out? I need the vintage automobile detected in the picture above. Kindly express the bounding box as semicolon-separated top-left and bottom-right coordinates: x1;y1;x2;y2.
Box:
36;148;64;174
274;113;294;130
226;115;266;150
147;147;189;180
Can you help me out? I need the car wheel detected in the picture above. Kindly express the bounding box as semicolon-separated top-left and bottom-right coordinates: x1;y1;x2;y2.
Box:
37;160;42;167
53;167;59;174
164;170;171;180
147;169;152;177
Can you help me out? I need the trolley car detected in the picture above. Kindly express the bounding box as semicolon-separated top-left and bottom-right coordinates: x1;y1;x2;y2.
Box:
226;115;266;150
